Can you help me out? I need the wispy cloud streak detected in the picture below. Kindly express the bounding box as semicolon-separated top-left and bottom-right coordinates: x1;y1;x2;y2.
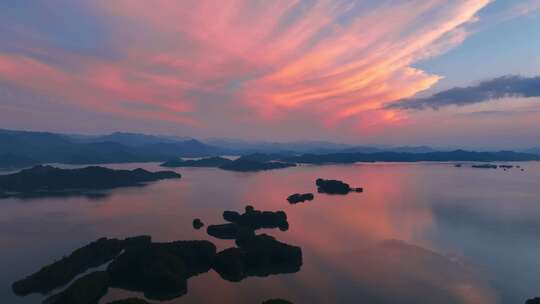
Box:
0;0;492;137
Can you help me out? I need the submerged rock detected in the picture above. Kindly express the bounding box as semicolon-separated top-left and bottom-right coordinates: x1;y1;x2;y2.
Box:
192;218;204;230
526;298;540;304
213;234;302;282
107;240;216;300
287;193;314;204
316;178;363;195
43;271;109;304
13;236;150;296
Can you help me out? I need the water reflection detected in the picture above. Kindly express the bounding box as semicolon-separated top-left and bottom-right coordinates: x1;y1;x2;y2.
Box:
1;162;540;303
333;240;496;304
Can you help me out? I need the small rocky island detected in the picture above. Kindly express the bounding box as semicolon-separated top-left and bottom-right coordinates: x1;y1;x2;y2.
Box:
219;157;297;172
206;206;301;282
287;193;314;204
160;155;296;172
192;218;204;229
161;156;232;168
207;205;290;242
0;165;180;198
466;163;523;170
316;178;363;195
213;233;302;282
499;165;514;169
471;164;498;169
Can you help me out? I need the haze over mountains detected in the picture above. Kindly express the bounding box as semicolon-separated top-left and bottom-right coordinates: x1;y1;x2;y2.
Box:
0;129;226;168
0;128;539;169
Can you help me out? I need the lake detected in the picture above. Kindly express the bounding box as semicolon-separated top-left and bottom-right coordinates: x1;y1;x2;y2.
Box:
1;162;540;304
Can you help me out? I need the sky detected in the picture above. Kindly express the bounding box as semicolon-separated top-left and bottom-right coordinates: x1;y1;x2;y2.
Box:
0;0;539;148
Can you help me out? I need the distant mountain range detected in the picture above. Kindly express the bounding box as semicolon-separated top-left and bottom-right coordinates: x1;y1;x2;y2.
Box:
0;129;226;168
522;148;540;155
202;138;439;154
279;150;540;164
72;132;192;147
0;128;539;169
203;138;352;154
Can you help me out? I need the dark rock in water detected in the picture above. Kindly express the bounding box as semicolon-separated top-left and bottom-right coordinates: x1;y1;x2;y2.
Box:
107;299;150;304
43;271;109;304
108;246;187;300
499;165;514;169
287;193;314;204
209;207;289;244
219;157;296;172
192;218;204;230
262;300;294;304
213;234;302;282
107;240;215;300
123;236;152;248
471;164;498;169
159;241;216;275
0;165;180;197
454;163;462;167
230;207;289;231
207;223;255;242
161;156;232;168
526;298;540;304
316;178;362;195
212;248;246;281
223;210;241;222
13;236;150;296
207;223;244;239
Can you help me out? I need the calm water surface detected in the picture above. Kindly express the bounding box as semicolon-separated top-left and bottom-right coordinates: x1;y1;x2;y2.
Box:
1;162;540;304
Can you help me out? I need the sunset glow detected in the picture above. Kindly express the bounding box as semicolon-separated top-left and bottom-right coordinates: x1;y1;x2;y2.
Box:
1;0;540;146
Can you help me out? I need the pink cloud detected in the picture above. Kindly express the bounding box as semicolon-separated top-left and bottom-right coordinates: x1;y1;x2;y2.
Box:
0;0;490;138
